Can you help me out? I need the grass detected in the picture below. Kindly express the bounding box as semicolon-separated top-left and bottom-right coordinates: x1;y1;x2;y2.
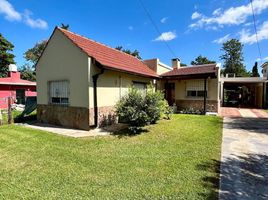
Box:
0;114;222;199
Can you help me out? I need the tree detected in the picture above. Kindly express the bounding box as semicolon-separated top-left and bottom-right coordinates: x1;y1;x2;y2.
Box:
19;64;36;81
24;40;47;69
0;33;15;77
115;46;142;59
220;39;247;76
191;55;216;65
60;23;70;30
251;62;260;77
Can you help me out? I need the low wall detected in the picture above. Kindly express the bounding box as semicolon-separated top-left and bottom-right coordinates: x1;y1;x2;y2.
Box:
176;99;219;112
89;106;117;127
37;104;90;130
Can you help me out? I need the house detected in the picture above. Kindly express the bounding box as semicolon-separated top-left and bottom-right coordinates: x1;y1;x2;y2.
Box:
36;27;158;130
36;27;220;130
144;58;220;112
0;65;36;109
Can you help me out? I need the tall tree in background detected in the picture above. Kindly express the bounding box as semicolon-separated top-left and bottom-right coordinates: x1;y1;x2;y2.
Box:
251;62;260;77
191;55;216;65
22;40;47;81
115;46;142;60
60;23;70;30
220;39;248;76
0;33;15;77
24;40;47;69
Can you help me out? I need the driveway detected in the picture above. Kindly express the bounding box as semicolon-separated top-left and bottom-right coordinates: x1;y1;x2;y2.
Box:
219;108;268;200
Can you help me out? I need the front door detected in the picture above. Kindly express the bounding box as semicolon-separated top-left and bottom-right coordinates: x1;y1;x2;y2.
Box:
165;83;175;106
16;89;25;104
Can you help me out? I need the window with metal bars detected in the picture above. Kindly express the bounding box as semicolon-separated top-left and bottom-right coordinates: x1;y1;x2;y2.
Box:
49;80;69;105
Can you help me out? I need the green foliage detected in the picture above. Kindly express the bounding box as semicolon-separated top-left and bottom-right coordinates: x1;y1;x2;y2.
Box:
115;46;142;60
19;63;36;81
116;86;171;133
0;33;15;77
24;40;47;68
220;39;247;76
191;55;216;65
251;62;260;77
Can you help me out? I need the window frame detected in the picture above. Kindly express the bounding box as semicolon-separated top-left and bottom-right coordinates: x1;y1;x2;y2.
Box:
48;80;70;106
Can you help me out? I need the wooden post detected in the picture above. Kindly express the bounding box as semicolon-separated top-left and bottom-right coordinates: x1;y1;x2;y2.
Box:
8;97;12;124
203;78;207;115
0;109;2;125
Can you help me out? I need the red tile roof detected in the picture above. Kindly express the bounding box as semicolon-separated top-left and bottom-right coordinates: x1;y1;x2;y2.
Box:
161;64;218;77
0;73;36;86
58;28;158;78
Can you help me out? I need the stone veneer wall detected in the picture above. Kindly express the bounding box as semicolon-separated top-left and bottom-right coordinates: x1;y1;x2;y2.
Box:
176;100;219;112
89;106;117;127
37;104;90;130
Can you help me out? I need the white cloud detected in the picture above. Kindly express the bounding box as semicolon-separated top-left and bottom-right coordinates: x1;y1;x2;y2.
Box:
24;10;48;29
0;0;21;21
240;21;268;44
160;17;168;23
191;12;202;20
0;0;48;29
213;34;230;44
190;0;268;29
256;56;268;61
154;31;176;41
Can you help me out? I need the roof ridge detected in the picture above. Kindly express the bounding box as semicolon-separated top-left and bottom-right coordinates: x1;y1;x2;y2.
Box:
57;27;143;62
182;64;216;68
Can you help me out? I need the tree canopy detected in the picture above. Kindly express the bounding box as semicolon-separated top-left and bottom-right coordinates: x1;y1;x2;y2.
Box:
0;33;15;77
220;39;248;77
115;46;142;60
251;62;260;77
24;40;47;68
191;55;216;65
19;63;36;81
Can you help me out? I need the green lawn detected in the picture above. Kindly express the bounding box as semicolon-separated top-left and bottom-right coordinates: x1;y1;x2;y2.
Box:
0;115;222;199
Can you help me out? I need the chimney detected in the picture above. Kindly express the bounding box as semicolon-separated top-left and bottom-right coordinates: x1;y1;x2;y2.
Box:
172;58;181;69
8;64;21;80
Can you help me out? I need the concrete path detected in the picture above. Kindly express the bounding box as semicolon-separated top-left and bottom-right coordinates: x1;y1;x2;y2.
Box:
18;123;127;138
219;108;268;200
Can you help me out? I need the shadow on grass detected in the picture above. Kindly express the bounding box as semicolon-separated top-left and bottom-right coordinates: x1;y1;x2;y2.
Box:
112;127;149;138
197;153;268;200
14;114;37;123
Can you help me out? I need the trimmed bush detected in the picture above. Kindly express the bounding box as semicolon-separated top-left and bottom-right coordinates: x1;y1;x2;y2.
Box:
116;85;172;133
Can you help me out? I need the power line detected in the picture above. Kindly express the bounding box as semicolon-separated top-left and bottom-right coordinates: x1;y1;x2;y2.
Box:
250;0;262;64
137;0;177;58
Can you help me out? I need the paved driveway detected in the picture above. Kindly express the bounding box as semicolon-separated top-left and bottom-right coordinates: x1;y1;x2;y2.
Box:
219;108;268;200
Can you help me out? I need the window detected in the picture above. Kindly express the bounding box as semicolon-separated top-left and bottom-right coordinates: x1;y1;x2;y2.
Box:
186;80;208;97
49;80;69;105
133;82;147;91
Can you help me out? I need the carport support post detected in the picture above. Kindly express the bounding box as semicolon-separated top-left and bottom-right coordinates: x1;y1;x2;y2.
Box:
203;78;207;115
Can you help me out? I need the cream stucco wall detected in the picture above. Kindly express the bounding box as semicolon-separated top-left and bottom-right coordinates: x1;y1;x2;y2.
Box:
157;62;171;74
36;29;90;108
144;58;171;75
89;64;154;108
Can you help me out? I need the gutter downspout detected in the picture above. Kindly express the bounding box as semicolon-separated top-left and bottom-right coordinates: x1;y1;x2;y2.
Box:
92;68;105;127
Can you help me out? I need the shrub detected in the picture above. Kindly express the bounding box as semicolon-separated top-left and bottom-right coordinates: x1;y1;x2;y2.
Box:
116;85;172;133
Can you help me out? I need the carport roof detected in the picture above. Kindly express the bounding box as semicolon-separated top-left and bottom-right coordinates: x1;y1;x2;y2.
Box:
221;77;268;83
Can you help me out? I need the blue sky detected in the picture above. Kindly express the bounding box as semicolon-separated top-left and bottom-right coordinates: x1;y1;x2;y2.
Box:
1;0;268;73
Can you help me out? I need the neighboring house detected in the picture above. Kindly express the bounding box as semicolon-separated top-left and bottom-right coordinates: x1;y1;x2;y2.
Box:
36;27;158;130
0;65;36;109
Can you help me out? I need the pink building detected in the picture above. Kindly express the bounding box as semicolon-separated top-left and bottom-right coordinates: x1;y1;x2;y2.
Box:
0;66;36;109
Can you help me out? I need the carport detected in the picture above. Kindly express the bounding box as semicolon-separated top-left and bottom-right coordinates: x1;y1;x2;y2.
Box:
220;77;268;108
